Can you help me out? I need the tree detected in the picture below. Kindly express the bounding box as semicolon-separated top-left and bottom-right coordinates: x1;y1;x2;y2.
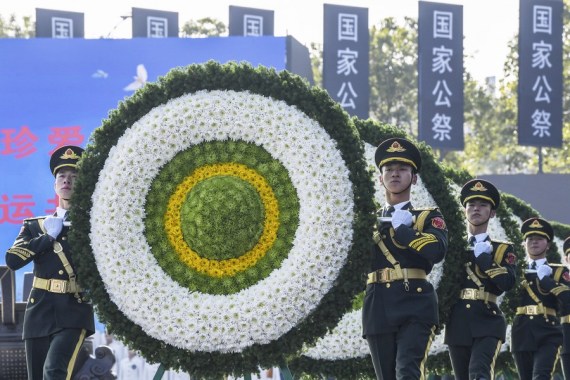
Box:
309;42;323;87
369;17;418;137
181;17;226;37
0;14;34;38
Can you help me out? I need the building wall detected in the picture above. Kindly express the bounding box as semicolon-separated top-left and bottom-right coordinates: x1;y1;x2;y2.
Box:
480;174;570;225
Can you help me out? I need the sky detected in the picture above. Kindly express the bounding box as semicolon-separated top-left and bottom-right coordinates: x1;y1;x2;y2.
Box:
0;0;520;83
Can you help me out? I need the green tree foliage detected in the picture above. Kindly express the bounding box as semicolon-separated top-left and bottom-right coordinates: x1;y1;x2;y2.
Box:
0;14;34;38
309;42;323;87
369;17;418;137
180;17;226;37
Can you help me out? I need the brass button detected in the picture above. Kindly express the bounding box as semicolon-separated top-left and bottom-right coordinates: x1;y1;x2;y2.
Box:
58;270;64;275
30;298;35;303
382;235;387;239
466;304;471;309
62;236;67;241
417;287;423;293
386;283;391;288
530;316;534;320
493;311;497;315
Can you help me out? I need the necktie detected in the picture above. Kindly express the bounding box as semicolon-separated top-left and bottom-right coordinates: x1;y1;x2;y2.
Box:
530;261;537;270
468;236;476;246
384;206;395;217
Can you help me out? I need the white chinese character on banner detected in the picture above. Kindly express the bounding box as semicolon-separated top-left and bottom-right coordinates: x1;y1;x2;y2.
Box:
244;15;263;36
532;41;552;69
52;17;73;38
337;48;359;76
531;109;551;137
532;75;552;103
337;82;358;109
338;13;358;42
432;80;453;107
147;17;168;38
433;11;453;39
432;113;452;141
432;46;453;74
533;5;552;34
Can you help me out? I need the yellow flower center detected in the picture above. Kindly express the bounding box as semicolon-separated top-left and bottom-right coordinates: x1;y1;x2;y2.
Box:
165;163;280;277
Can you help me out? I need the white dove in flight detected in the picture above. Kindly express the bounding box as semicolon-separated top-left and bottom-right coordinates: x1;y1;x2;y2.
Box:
124;64;148;91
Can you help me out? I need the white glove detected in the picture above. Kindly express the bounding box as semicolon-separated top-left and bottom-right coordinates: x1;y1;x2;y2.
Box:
537;264;553;280
474;241;493;257
44;216;63;239
391;209;413;229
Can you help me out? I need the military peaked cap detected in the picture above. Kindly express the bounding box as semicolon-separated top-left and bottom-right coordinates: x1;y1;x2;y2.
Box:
460;179;500;209
521;217;554;241
50;145;84;176
374;137;422;172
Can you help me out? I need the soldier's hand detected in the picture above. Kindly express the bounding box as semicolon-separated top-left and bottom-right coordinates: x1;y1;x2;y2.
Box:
391;209;413;229
474;241;493;257
44;216;63;240
537;264;553;280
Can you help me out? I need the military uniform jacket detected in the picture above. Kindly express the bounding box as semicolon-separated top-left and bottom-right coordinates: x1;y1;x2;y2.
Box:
5;216;95;339
444;239;517;345
511;264;570;352
362;204;448;336
554;267;570;354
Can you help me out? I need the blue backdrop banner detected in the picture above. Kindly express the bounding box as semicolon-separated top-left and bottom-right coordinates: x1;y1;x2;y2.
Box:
0;37;287;300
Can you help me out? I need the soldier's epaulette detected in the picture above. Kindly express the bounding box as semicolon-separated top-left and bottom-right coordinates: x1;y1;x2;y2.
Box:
23;216;47;222
411;207;438;212
490;239;513;246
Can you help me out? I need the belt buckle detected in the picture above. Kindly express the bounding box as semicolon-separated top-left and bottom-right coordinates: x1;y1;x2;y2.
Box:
49;279;67;293
526;305;538;315
463;289;477;300
379;269;392;283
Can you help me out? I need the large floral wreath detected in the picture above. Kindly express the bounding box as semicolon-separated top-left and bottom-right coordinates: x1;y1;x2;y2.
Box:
69;61;376;378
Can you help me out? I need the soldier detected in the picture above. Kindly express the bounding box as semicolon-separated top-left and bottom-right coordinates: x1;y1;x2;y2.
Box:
362;137;448;380
5;145;95;380
512;217;570;380
561;236;570;379
444;179;517;380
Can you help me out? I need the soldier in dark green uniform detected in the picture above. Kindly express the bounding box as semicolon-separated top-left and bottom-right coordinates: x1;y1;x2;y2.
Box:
5;145;95;380
444;179;517;380
362;137;448;380
561;236;570;380
512;217;570;380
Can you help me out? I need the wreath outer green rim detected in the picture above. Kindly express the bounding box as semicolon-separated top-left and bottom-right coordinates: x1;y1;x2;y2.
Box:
69;61;376;378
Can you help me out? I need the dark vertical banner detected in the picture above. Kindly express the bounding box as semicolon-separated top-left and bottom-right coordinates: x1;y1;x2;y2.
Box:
132;8;179;38
323;4;369;119
418;1;464;150
229;6;274;36
518;0;563;147
35;8;84;38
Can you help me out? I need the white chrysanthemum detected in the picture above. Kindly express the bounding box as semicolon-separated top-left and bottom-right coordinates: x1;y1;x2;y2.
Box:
90;90;355;352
